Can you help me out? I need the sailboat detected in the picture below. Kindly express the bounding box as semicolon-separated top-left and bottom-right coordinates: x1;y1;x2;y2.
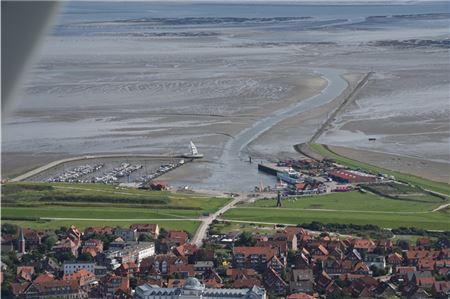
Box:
182;141;204;158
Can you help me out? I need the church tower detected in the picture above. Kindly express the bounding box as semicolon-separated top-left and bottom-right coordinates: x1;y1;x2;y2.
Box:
17;228;26;253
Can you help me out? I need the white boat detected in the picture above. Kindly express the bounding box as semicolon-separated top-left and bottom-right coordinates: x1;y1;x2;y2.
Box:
182;141;204;158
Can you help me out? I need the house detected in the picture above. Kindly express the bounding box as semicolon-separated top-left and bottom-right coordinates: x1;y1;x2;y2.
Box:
63;261;96;275
16;266;34;282
267;255;286;274
387;252;403;268
273;232;297;252
113;227;138;242
363;254;386;269
33;272;56;285
52;238;80;257
194;261;214;275
99;273;130;298
12;279;86;298
169;264;195;278
84;226;114;237
227;268;260;288
353;239;375;253
264;267;287;295
374;282;398;299
226;268;257;280
431;281;450;299
63;268;96;287
416;238;432;249
139;253;186;276
288;269;314;294
376;239;393;252
294;252;311;269
316;271;340;296
115;261;138;276
130;224;160;239
346;276;379;298
174;243;198;261
82;239;103;256
67;225;82;242
167;231;189;246
413;274;435;289
42;257;61;275
287;292;315;299
233;247;276;273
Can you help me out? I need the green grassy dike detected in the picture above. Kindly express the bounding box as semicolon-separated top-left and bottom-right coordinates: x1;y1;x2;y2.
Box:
1;182;230;235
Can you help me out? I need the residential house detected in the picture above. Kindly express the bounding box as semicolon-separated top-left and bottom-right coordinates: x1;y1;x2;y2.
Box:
233;247;276;273
288;269;314;294
63;268;96;287
130;224;160;239
113;227;138;242
264;267;287;295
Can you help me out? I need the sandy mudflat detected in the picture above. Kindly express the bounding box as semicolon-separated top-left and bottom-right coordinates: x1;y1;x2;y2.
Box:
328;145;450;184
2;3;449;189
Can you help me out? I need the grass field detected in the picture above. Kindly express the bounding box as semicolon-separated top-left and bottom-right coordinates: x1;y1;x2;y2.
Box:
308;143;450;196
1;182;229;234
224;191;450;231
241;191;443;212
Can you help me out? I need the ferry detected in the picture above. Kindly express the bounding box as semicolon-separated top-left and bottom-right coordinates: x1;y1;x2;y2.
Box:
277;168;303;185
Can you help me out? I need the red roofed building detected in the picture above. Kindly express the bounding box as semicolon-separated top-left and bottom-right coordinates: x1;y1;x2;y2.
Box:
52;238;80;257
63;269;96;287
84;226;114;237
33;272;55;285
328;169;377;184
168;264;195;278
264;267;287;295
16;266;34;282
99;274;130;298
130;224;160;238
167;230;189;246
432;281;450;298
353;239;375;253
174;243;198;259
287;292;315;299
233;247;276;272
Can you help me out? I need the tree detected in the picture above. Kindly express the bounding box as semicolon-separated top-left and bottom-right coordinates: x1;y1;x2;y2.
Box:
397;239;409;250
138;234;154;242
78;252;94;262
1;223;17;235
57;252;75;263
234;232;255;247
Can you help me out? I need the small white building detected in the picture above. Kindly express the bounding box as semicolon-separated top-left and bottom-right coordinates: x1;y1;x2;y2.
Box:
364;254;386;269
135;277;266;299
63;261;95;275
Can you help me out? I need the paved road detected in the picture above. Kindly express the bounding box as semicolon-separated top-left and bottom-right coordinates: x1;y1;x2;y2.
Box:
40;217;199;221
191;193;259;247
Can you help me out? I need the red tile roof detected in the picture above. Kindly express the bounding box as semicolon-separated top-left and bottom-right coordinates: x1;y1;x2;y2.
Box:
287;292;315;299
233;246;276;259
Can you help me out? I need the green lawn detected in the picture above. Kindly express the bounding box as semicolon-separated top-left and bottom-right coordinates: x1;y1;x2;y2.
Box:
308;143;450;196
2;206;204;220
1;220;200;235
241;191;443;213
222;206;450;231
